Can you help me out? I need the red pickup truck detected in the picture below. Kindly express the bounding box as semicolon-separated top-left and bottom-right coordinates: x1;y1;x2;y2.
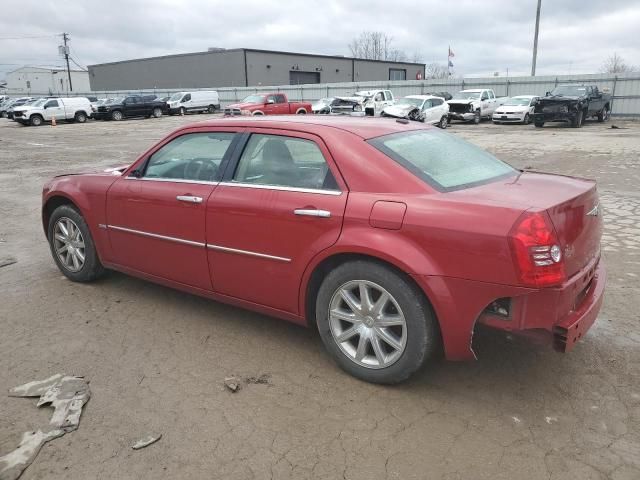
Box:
224;93;312;116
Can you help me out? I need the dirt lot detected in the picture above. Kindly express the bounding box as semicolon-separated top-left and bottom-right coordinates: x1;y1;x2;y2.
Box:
1;114;639;480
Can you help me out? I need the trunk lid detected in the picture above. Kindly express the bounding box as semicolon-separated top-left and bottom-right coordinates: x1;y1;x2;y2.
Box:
449;171;603;279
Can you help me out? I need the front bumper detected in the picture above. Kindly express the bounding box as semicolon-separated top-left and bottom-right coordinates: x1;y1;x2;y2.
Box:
493;113;526;123
449;112;476;122
533;111;577;123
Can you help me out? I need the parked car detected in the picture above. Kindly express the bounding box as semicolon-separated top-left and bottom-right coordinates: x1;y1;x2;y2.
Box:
13;97;92;126
381;95;450;128
332;90;395;116
492;95;539;124
42;116;605;384
2;97;35;119
167;91;220;115
92;95;168;121
533;85;612;128
224;93;311;116
311;97;336;114
447;89;507;124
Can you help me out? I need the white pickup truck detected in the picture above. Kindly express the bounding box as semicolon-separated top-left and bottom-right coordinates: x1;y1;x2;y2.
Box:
447;89;507;124
331;89;395;116
12;97;92;126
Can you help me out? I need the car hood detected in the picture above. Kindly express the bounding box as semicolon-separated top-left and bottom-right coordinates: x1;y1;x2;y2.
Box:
226;102;261;109
54;164;130;178
539;95;583;103
336;96;368;104
382;104;417;116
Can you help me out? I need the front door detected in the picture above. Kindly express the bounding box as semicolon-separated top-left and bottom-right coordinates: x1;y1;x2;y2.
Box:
206;130;348;314
106;130;237;289
43;99;64;121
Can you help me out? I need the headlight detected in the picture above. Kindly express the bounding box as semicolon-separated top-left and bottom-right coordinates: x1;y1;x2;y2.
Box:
354;104;362;112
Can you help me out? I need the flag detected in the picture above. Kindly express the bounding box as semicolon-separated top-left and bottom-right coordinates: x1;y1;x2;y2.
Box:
449;60;454;68
448;47;455;58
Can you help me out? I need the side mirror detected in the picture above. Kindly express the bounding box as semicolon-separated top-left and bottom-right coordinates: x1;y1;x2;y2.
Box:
130;169;143;178
266;98;275;104
545;91;551;96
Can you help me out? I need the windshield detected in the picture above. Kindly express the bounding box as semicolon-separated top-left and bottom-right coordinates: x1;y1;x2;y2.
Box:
504;97;533;106
369;130;516;191
242;95;266;104
550;85;587;96
453;91;481;100
31;99;48;107
169;93;183;102
396;98;424;107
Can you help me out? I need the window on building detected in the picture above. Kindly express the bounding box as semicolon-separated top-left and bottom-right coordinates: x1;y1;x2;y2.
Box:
389;69;406;81
289;71;321;85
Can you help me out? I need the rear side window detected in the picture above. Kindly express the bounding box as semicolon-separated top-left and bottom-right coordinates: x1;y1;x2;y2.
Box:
233;134;338;191
369;130;516;191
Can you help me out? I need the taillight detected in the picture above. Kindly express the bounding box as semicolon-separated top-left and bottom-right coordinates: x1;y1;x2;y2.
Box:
508;211;565;288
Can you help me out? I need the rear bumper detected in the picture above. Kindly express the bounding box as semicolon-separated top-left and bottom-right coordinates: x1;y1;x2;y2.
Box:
413;256;605;361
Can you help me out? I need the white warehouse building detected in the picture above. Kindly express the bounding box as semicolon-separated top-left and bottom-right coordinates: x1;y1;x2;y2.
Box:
4;66;91;96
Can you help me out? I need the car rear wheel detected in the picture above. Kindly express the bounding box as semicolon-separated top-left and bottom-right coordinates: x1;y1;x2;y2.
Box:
597;105;610;122
111;110;123;121
315;260;439;384
152;107;162;118
75;112;87;123
48;205;105;282
30;115;43;126
439;115;448;129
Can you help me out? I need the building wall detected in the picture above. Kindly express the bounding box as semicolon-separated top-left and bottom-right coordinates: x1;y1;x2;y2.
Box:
88;50;246;91
5;67;91;95
88;49;426;91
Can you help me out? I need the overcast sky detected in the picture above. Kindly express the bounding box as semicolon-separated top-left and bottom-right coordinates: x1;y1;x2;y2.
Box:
1;0;639;81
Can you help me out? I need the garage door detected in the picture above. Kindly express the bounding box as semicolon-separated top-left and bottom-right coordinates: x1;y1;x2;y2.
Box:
289;71;321;85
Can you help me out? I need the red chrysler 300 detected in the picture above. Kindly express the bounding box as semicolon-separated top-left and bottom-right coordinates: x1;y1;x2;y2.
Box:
42;116;605;383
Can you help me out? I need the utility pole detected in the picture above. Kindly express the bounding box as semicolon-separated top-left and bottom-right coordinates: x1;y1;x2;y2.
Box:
62;32;73;91
531;0;542;76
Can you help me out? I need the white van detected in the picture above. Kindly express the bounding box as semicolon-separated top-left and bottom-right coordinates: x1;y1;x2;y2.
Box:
167;91;220;115
13;97;92;126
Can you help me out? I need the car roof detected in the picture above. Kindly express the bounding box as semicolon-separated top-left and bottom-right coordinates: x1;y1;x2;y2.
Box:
460;89;484;92
188;115;428;140
405;95;440;100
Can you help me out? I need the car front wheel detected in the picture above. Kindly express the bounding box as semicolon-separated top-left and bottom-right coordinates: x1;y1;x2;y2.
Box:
48;205;105;282
439;115;448;129
315;260;440;384
111;110;123;121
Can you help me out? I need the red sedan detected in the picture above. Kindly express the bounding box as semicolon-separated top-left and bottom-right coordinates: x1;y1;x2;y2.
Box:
42;116;605;383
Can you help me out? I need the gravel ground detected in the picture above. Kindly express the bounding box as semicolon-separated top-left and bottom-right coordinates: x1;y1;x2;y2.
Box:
0;114;639;480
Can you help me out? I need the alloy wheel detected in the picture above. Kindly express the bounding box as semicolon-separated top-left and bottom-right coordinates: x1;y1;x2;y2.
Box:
328;280;407;369
53;217;86;272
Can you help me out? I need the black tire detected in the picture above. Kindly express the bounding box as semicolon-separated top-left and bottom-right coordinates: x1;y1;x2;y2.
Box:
439;115;448;129
47;204;105;282
523;113;530;125
30;115;43;127
534;120;544;128
597;104;610;122
111;110;123;121
472;110;481;124
572;110;583;128
315;260;440;384
75;112;87;123
207;104;215;113
152;107;162;118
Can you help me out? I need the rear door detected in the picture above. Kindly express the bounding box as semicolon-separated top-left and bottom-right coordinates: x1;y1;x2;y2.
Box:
206;129;348;314
106;129;239;289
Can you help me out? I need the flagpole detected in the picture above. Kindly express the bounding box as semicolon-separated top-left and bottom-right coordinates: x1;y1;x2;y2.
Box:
447;45;450;77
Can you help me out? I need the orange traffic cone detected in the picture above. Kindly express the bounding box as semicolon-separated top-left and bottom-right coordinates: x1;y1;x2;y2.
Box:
51;115;57;127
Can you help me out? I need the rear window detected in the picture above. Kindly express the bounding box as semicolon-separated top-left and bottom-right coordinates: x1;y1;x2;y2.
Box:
369;130;516;191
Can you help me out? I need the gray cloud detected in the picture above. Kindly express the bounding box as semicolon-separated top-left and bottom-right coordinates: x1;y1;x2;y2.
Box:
1;0;639;81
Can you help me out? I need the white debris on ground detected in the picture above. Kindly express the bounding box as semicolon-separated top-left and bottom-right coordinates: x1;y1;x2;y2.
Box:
0;375;90;480
132;434;162;450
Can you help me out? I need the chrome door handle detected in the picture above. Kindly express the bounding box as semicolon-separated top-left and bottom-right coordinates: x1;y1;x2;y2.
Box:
294;209;331;218
176;195;203;204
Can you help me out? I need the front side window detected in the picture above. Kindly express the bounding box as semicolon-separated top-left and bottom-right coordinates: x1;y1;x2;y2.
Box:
422;100;433;110
233;134;338;191
369;130;516;191
431;98;443;106
266;95;277;104
45;100;59;108
183;94;191;102
275;94;286;104
143;132;235;182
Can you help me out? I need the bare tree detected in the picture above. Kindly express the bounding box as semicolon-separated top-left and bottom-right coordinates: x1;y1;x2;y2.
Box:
425;63;449;79
600;53;636;74
349;31;409;61
410;52;424;64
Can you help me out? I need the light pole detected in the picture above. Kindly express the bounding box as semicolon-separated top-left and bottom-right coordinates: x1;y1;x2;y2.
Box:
531;0;542;76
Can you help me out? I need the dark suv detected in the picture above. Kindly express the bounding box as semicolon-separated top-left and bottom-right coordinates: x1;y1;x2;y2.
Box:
533;85;612;128
93;95;168;121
